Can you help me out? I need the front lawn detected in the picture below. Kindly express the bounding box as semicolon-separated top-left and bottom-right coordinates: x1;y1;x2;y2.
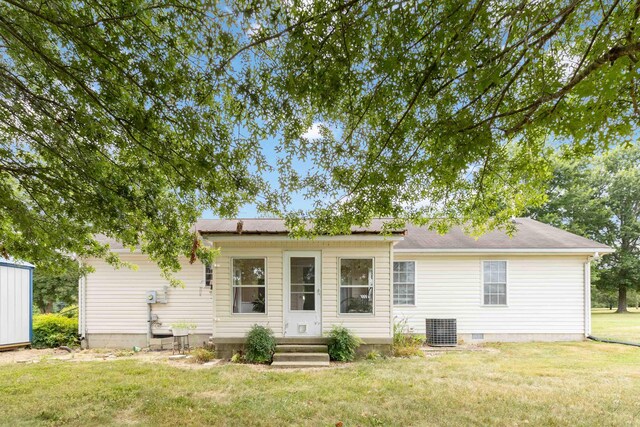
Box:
592;307;640;342
1;341;639;426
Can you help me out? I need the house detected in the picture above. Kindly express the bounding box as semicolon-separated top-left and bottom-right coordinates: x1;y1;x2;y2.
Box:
0;258;34;350
78;218;612;357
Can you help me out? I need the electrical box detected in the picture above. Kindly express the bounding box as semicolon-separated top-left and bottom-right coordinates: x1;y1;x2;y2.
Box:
146;290;157;304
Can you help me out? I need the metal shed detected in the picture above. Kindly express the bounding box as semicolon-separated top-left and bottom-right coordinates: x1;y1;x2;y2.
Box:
0;259;34;350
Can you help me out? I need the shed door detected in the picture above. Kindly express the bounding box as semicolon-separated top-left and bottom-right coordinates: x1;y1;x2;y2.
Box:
0;266;31;346
284;252;322;337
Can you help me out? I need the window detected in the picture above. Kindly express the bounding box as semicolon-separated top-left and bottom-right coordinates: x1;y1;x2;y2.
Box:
393;261;415;305
232;258;266;314
289;257;316;311
204;263;213;289
483;261;507;305
340;258;374;314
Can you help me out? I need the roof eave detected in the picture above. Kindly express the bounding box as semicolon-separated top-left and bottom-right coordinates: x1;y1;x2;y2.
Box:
202;234;405;242
394;247;615;255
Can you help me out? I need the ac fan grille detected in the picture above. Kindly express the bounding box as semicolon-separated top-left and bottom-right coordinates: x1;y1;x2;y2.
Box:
425;318;457;347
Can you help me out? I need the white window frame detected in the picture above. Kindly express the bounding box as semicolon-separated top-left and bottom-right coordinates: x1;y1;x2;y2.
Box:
338;257;375;315
481;260;508;306
393;261;416;306
230;257;267;315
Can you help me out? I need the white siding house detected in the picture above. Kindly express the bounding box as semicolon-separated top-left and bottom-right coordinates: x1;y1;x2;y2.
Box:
392;255;589;342
80;218;612;353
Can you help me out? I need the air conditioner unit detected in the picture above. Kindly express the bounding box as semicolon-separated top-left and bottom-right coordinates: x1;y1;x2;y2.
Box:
425;318;457;347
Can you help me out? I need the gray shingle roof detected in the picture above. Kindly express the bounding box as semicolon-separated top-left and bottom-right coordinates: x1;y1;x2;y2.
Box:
196;218;404;235
95;218;611;252
394;218;610;251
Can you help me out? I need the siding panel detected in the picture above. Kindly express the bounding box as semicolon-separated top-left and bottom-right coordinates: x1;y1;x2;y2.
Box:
84;255;213;335
393;255;587;335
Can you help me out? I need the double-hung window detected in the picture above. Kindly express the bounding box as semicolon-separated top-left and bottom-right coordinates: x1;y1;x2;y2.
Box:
339;258;374;314
232;258;266;314
393;261;415;305
483;261;507;305
204;263;213;289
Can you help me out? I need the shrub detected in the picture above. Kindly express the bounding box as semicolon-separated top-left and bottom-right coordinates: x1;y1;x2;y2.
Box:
327;325;361;362
230;352;244;363
32;314;79;348
392;319;424;358
191;347;216;364
58;305;78;319
245;325;276;364
365;350;382;361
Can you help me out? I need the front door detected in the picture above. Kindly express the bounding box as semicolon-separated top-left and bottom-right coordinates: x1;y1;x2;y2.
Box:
284;252;322;336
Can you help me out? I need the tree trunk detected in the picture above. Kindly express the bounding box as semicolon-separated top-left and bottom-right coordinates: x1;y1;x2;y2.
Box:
617;286;628;313
44;301;54;314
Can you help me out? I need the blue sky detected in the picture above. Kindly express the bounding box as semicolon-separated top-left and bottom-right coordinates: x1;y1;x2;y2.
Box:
202;125;324;219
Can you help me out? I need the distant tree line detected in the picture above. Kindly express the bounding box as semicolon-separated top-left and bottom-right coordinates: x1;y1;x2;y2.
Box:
531;145;640;313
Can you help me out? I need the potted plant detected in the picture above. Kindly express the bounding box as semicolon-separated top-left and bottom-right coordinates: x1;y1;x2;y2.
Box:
170;321;197;337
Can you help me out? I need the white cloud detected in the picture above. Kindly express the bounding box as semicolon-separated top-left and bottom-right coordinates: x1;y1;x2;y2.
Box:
302;122;323;140
247;21;262;38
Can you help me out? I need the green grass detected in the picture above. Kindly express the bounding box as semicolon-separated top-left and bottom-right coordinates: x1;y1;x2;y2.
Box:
592;307;640;342
1;341;640;426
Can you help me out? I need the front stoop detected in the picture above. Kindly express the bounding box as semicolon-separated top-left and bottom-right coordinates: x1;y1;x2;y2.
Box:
271;344;330;368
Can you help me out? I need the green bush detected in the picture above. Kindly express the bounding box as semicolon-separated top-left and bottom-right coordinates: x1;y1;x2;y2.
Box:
191;347;216;364
245;325;276;364
32;314;78;348
230;352;244;363
366;350;382;361
392;319;424;358
327;325;361;362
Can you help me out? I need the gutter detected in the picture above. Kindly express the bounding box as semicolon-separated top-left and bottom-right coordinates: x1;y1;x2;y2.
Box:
394;248;615;254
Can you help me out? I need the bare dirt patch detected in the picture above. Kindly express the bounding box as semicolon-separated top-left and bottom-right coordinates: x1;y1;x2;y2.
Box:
0;347;225;368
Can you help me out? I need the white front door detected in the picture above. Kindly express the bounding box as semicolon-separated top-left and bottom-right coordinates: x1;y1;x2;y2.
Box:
284;252;322;337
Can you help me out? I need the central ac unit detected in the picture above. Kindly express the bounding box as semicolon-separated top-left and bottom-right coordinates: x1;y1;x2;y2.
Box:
425;318;457;346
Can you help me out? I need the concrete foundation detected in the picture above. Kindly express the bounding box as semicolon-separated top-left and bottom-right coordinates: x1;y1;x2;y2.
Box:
458;333;585;344
213;337;393;359
84;333;584;356
84;333;212;349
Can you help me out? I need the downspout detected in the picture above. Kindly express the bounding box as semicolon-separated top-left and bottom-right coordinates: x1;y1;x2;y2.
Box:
147;303;153;348
584;256;592;338
77;259;88;347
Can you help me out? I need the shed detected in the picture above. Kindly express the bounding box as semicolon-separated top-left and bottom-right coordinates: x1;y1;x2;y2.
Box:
0;258;34;350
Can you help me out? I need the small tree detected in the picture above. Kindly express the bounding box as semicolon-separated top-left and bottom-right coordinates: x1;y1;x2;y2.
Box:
33;263;82;314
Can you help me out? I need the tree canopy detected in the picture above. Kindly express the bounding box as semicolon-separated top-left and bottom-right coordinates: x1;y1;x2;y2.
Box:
1;0;639;277
32;260;82;313
531;145;640;312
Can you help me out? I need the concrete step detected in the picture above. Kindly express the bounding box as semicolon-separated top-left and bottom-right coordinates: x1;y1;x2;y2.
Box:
273;352;330;363
275;344;328;353
271;360;330;368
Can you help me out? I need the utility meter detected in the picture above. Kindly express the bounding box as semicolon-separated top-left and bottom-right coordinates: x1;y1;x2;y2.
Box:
145;290;157;304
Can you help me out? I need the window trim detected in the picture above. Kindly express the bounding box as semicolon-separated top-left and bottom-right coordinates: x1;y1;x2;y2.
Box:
338;257;375;316
230;257;268;316
481;260;508;307
393;260;416;306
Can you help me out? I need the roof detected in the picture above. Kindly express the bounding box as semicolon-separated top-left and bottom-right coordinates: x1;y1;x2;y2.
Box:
394;218;611;252
96;217;611;253
196;218;404;235
0;257;35;269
